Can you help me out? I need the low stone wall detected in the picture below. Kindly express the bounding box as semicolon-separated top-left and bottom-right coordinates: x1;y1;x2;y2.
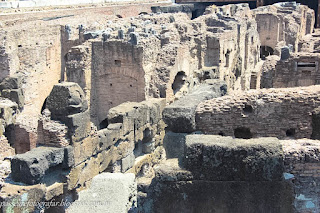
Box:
145;135;320;213
196;86;320;139
162;80;227;133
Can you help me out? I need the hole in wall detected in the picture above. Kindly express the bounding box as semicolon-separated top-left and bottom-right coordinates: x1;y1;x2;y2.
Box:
99;118;109;130
218;132;225;136
114;60;121;67
172;71;187;95
286;128;295;138
234;127;252;139
243;104;253;114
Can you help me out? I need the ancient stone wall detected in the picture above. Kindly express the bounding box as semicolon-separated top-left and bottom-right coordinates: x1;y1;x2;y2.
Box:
272;53;320;88
282;139;320;212
196;86;320;139
2;82;166;212
254;3;315;53
91;41;146;126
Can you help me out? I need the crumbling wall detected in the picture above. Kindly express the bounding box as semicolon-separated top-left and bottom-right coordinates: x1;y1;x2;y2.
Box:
282;139;320;212
272;53;320;88
3;82;166;212
196;86;320;139
254;3;315;53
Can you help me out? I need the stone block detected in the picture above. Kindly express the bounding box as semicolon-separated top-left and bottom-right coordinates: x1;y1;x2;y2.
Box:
68;173;137;213
11;146;74;185
73;135;99;166
0;99;18;126
121;152;135;172
185;135;284;181
45;182;64;201
47;82;88;119
66;110;91;143
97;147;116;173
163;131;186;160
163;80;227;133
97;128;120;152
1;88;24;109
67;157;99;191
281;46;290;60
0;75;23;90
150;180;293;213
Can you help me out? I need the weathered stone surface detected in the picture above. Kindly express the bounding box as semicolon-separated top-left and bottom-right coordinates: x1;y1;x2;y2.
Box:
121;152;135;173
46;82;90;142
47;82;88;118
163;80;227;133
45;182;64;201
281;46;290;60
68;173;137;213
196;86;320;139
0;98;18;127
73;135;99;166
163;131;186;160
1;89;24;109
11;146;74;184
153;158;193;182
150;180;293;213
108;98;165;135
0;185;46;213
185;135;284;181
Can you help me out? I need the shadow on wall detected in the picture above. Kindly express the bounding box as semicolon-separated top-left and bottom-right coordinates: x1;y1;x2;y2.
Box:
260;46;274;59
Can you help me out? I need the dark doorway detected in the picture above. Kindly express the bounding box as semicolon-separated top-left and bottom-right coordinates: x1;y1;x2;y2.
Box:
234;127;253;139
260;46;274;59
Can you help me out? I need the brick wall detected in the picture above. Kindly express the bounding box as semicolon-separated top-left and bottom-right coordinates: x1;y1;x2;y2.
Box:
273;54;320;88
91;41;146;126
196;86;320;139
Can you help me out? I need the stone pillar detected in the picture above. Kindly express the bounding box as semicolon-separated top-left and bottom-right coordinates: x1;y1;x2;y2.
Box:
256;0;264;7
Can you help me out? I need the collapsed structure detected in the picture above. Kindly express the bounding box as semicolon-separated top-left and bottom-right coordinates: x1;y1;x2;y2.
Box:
0;1;319;213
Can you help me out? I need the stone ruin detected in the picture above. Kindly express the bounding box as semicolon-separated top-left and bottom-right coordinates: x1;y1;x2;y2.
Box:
0;0;319;212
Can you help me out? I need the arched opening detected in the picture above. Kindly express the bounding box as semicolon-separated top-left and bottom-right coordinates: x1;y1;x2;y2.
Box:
139;12;148;16
260;46;274;59
172;71;187;95
243;104;253;114
234;127;252;139
99;118;109;130
116;15;123;18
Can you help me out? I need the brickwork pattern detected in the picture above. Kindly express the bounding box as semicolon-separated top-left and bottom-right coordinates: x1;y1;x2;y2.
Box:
196;86;320;139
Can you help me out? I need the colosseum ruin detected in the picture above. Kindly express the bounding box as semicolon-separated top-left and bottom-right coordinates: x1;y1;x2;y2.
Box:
0;0;320;212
